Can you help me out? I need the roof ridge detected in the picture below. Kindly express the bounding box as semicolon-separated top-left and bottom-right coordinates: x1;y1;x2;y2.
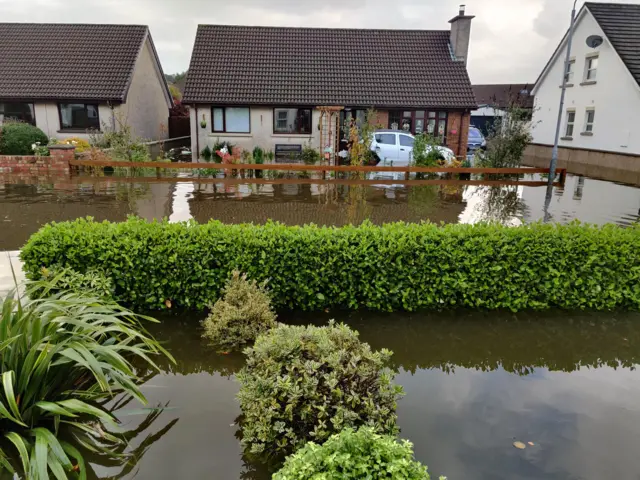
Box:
0;22;148;28
196;24;449;33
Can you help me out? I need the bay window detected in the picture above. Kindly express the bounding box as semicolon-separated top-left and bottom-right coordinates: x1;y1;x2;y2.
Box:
273;108;312;134
212;107;251;133
0;102;35;125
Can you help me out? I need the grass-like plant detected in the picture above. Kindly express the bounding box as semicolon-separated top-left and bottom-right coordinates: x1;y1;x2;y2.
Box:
0;285;173;478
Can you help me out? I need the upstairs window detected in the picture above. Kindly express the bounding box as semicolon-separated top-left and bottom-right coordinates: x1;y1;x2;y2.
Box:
273;108;312;134
59;103;100;130
0;102;35;125
585;55;598;81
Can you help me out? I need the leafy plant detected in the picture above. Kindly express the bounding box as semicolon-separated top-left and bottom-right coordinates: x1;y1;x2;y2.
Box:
212;140;235;163
0;122;48;155
201;145;213;162
252;146;265;165
202;271;276;350
301;143;321;165
0;285;173;478
477;106;533;168
89;116;152;163
53;137;91;153
273;427;442;480
412;133;444;167
237;321;403;457
346;109;377;166
20;218;640;312
241;150;253;164
33;266;115;299
265;150;275;162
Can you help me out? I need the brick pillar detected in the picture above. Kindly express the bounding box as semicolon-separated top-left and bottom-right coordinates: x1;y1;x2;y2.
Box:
48;145;75;174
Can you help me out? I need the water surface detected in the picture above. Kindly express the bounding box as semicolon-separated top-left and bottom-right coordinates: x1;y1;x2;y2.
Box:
88;311;640;480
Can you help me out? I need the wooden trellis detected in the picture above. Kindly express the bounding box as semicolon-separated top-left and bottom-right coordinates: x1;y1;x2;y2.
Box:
318;106;343;165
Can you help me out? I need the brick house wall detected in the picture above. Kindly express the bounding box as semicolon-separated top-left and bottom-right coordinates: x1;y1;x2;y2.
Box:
0;145;74;175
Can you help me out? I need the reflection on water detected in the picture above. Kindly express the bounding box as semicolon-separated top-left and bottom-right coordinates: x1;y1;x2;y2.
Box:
88;311;640;480
1;173;638;250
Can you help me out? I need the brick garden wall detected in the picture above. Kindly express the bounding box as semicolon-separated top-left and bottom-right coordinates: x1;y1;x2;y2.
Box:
0;145;74;175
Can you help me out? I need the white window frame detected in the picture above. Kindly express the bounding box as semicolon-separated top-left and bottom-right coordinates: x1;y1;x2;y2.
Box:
565;59;575;84
584;55;598;81
564;109;576;138
583;108;595;133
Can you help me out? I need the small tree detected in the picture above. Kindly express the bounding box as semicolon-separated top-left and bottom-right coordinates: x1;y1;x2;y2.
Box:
347;109;379;166
477;106;532;168
273;427;443;480
412;133;445;167
201;271;276;350
237;321;403;457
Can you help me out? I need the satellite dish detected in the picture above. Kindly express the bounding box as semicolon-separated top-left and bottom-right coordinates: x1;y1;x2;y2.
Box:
586;35;603;48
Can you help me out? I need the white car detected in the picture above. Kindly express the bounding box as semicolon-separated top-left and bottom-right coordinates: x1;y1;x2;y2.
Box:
370;130;455;166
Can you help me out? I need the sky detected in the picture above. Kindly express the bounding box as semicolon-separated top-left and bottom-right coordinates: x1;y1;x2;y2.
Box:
1;0;638;84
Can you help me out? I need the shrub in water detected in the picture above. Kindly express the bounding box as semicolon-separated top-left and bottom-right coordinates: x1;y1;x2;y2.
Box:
237;322;403;457
202;271;276;350
273;427;442;480
0;122;48;155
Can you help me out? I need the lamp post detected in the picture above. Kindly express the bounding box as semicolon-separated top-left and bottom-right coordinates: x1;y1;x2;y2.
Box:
548;0;579;187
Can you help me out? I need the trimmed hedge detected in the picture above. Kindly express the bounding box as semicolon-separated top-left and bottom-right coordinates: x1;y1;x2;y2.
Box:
21;217;640;312
0;122;48;155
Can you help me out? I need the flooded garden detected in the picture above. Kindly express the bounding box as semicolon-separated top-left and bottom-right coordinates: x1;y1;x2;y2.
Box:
1;171;640;480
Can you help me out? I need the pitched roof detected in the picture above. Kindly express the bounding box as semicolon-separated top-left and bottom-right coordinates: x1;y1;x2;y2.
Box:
183;25;477;109
472;84;535;109
0;23;155;102
586;2;640;87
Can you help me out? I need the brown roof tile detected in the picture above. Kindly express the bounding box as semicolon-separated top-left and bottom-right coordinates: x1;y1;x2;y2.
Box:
472;84;535;109
183;25;477;109
0;23;148;102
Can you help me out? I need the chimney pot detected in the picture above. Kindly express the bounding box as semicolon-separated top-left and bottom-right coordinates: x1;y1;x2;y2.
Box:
460;4;465;16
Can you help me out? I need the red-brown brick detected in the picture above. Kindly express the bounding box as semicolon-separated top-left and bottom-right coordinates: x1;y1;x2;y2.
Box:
445;111;471;159
0;145;74;175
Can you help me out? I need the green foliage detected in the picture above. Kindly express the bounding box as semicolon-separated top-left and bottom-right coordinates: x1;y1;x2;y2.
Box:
252;146;265;164
0;122;49;155
477;106;532;168
33;266;115;299
20;218;640;312
212;140;235;163
0;285;173;478
237;322;403;457
301;143;321;165
265;150;275;162
89;116;152;163
274;427;441;480
202;271;277;350
412;133;444;167
201;145;213;162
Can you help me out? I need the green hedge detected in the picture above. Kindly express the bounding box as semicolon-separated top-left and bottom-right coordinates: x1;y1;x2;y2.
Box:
20;217;640;312
0;122;48;155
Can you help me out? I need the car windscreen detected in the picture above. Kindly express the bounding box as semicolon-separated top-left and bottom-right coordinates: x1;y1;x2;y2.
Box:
469;128;484;139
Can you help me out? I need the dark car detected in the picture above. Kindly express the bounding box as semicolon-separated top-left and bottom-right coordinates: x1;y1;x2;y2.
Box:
468;126;487;153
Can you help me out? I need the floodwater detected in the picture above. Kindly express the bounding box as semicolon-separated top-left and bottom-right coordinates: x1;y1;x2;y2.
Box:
85;310;640;480
0;172;639;250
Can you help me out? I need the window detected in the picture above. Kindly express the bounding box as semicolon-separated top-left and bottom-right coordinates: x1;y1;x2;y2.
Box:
584;108;595;133
565;60;575;83
389;110;447;140
212;107;250;133
399;134;414;147
565;110;576;137
0;102;35;125
59;103;100;130
273;108;311;134
375;133;396;145
585;55;598;81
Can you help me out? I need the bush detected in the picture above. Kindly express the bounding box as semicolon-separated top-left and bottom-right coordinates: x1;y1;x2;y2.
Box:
301;144;321;165
201;145;213;162
252;146;265;164
54;137;91;153
34;266;115;299
412;133;444;167
477;106;532;168
202;271;276;350
273;427;440;480
0;285;172;478
0;122;48;155
20;218;640;312
237;322;403;457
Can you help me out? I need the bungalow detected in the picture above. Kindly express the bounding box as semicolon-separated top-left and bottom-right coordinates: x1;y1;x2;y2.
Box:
0;23;173;142
183;6;477;162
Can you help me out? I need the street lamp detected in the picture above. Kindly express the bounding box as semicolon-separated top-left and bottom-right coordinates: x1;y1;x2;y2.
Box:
548;0;579;187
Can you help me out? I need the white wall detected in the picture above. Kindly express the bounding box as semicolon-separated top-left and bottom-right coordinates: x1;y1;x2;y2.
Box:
119;37;171;141
34;103;119;141
190;106;321;161
532;9;640;155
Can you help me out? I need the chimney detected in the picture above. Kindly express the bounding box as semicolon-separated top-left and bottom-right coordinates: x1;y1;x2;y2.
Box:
449;4;475;65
